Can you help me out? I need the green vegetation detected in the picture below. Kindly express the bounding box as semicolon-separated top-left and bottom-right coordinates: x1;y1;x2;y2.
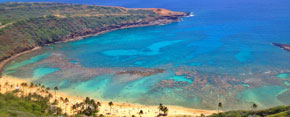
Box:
109;101;113;114
0;81;65;116
72;97;100;116
0;2;155;24
53;86;58;102
158;103;169;116
0;2;187;116
208;105;290;117
0;80;289;117
0;91;59;116
0;2;179;62
218;102;222;113
0;80;106;116
139;110;144;116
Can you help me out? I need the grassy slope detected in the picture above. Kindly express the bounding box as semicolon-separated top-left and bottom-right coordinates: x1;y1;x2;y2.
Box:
0;2;154;24
208;105;290;117
0;2;185;62
0;92;51;117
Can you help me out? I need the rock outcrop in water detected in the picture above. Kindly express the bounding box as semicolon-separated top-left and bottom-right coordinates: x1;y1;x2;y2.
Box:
116;68;165;76
272;43;290;52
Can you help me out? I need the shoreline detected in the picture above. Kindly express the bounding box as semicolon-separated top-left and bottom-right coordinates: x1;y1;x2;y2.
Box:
0;7;205;116
0;17;185;76
0;47;42;76
1;75;217;116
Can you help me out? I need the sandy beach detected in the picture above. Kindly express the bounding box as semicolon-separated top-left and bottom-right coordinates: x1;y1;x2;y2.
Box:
0;75;217;116
0;10;217;116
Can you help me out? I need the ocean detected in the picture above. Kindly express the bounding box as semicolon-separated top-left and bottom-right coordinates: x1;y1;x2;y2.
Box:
2;0;290;110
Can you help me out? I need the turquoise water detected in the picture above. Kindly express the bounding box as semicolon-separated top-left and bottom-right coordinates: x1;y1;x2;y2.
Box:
276;73;289;79
236;86;287;107
284;81;290;86
33;67;59;79
170;76;193;83
103;40;183;56
4;53;49;71
2;0;290;110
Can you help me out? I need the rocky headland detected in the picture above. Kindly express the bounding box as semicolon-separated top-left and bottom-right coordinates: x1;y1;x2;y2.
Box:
272;43;290;52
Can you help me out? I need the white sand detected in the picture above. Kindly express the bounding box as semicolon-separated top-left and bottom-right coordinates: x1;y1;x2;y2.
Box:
0;75;217;116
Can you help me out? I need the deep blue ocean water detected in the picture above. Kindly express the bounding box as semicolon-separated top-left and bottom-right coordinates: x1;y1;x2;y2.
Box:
2;0;290;110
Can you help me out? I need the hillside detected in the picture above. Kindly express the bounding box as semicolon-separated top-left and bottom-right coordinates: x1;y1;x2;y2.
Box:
0;2;188;63
0;92;55;116
208;105;290;117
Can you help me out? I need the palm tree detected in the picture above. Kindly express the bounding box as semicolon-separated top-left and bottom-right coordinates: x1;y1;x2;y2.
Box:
64;98;69;114
252;103;257;110
29;83;34;94
20;83;26;96
45;87;50;95
48;93;53;100
75;102;80;109
5;82;9;92
10;84;13;91
24;83;28;95
46;87;50;91
53;98;59;105
139;110;143;116
41;85;45;89
40;89;45;95
60;97;64;108
218;102;222;113
158;103;164;114
109;101;113;114
72;104;77;115
90;99;96;105
30;83;34;88
90;99;97;110
97;102;101;107
56;107;62;115
54;86;58;101
162;107;168;115
85;97;90;108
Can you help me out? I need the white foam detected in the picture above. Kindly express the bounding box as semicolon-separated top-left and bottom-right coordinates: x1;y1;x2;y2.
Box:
188;12;195;17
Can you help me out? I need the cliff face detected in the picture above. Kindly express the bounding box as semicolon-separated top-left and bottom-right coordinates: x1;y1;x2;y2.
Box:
0;2;188;62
